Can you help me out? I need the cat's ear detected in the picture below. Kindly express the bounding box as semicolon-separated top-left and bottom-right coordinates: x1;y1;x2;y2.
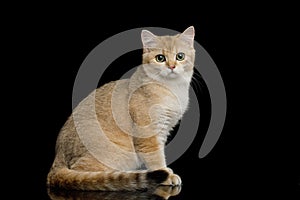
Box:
141;30;157;48
179;26;195;47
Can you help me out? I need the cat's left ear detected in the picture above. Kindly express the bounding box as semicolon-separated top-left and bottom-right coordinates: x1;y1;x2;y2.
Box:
179;26;195;47
141;30;157;48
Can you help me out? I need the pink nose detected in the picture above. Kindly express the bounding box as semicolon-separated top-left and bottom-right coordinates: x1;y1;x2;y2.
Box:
169;65;175;69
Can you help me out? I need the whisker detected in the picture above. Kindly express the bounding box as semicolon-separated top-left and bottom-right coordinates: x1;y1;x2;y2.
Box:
190;67;206;94
191;77;202;95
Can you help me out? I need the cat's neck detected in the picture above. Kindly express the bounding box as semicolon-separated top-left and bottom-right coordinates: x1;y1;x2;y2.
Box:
128;66;191;114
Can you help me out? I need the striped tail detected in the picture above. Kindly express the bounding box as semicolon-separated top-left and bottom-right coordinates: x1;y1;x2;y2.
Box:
47;168;170;191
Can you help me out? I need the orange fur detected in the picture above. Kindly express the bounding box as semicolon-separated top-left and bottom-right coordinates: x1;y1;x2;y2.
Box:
47;26;195;191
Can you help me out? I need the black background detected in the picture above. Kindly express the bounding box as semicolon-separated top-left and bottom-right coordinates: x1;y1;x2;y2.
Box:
6;3;299;199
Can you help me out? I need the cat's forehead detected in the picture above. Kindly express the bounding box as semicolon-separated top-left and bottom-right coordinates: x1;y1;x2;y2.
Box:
152;35;189;53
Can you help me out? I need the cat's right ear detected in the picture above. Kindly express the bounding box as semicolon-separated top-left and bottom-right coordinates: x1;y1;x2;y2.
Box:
141;30;157;49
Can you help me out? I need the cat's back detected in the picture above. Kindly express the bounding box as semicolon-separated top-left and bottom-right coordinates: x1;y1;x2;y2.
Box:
73;79;130;115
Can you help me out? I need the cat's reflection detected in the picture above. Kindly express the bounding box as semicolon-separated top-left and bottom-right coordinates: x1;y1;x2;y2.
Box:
48;185;181;200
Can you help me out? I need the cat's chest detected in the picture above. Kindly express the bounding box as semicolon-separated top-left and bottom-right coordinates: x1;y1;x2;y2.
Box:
165;84;189;114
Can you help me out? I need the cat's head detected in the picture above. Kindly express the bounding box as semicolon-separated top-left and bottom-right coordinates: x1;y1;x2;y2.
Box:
141;26;195;84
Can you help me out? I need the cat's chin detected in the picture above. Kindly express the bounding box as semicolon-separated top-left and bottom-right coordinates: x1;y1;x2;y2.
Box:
167;73;179;79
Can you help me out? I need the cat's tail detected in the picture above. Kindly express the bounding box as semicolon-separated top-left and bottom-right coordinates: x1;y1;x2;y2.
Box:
47;167;170;191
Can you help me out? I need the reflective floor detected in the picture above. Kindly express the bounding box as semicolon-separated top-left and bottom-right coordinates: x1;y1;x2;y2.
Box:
47;185;181;200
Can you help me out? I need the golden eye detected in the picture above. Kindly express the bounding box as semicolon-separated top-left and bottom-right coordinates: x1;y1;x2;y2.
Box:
155;54;166;62
176;52;185;61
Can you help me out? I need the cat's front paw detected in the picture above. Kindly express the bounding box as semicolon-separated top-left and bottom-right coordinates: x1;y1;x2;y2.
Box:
146;168;182;186
161;173;182;186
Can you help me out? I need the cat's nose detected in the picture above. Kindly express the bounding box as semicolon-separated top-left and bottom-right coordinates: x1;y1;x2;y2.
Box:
169;65;176;70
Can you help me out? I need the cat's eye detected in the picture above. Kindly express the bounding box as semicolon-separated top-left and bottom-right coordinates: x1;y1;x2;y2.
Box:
176;52;185;61
155;54;166;62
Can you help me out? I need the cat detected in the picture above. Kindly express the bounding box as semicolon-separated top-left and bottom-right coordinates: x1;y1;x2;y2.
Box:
47;26;195;191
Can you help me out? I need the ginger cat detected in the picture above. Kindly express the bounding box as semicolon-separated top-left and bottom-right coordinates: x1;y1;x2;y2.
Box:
47;26;195;191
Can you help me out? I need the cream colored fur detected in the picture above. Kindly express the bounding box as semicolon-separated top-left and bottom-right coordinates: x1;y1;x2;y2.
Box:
47;26;195;191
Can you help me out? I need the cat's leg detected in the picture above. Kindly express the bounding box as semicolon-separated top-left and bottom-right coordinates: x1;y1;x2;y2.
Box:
129;87;182;186
134;136;182;186
134;136;166;170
